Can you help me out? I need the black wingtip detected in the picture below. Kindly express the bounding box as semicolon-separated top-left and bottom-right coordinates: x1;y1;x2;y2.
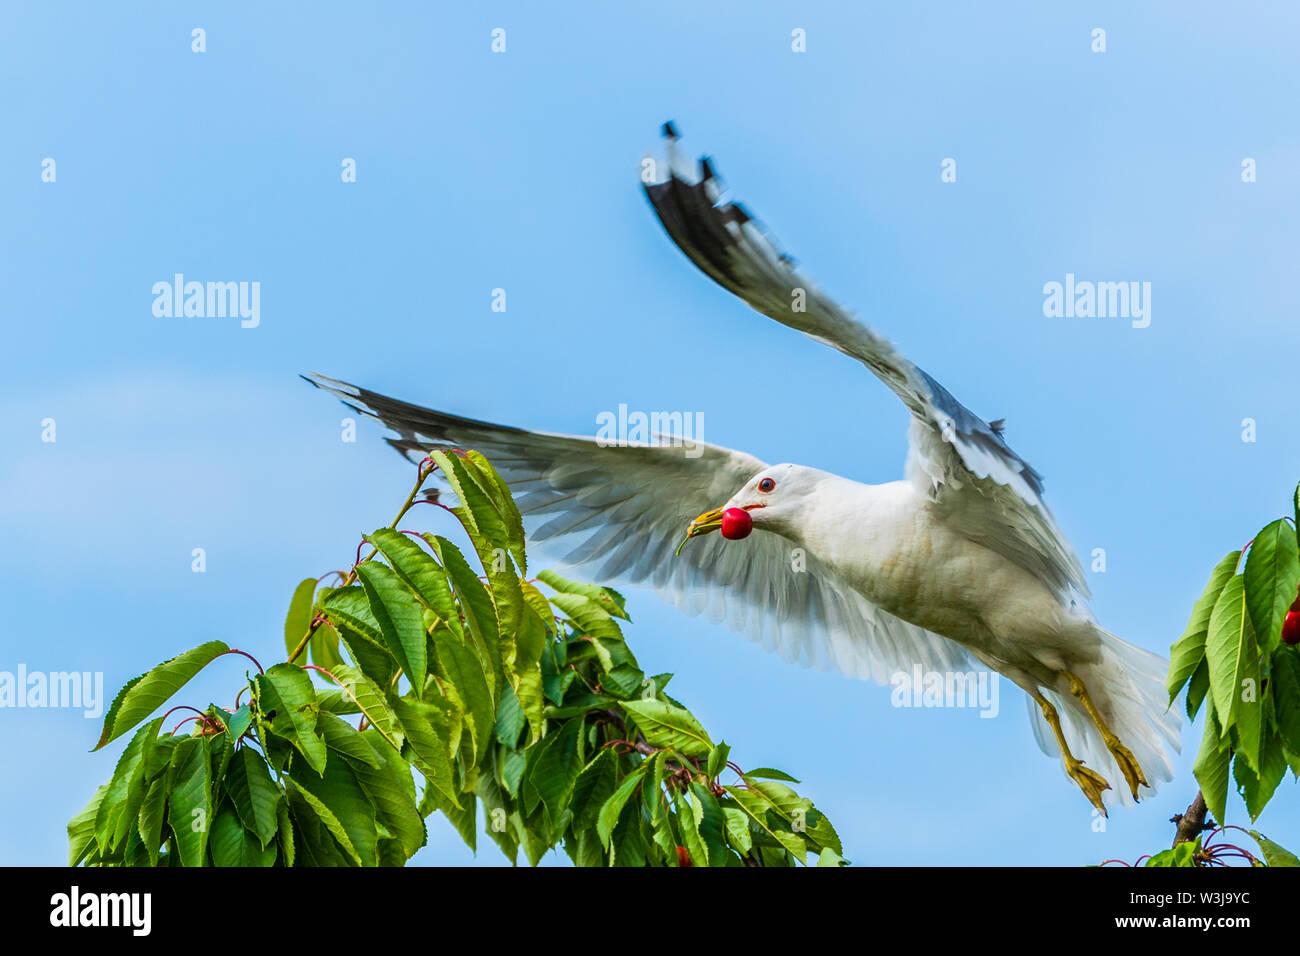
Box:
700;156;716;181
662;120;680;141
299;372;321;389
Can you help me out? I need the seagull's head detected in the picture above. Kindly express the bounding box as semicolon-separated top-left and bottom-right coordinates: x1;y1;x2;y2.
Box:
675;463;814;554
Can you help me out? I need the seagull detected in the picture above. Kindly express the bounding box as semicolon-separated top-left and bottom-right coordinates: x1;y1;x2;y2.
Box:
305;124;1179;813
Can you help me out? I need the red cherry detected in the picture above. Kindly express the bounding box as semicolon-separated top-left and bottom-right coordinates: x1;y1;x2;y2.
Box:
720;507;753;540
676;845;693;867
1282;611;1300;646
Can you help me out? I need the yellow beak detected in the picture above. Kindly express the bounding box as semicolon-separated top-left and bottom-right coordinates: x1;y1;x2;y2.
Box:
674;505;729;557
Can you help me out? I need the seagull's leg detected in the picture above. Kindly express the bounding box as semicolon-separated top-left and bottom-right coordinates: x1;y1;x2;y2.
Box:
1031;689;1111;814
1063;671;1149;801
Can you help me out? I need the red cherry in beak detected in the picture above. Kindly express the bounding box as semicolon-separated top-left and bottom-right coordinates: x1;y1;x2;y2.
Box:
1282;610;1300;646
720;507;753;540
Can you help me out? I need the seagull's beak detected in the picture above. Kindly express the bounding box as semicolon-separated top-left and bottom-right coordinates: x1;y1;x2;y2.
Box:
674;505;728;557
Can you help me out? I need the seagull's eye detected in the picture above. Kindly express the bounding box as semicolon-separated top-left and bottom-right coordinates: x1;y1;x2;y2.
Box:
758;477;776;493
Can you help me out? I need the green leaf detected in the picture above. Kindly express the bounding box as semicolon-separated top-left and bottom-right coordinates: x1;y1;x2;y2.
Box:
425;535;502;697
309;622;346;673
291;756;379;866
96;718;158;852
706;742;731;780
330;664;402;752
276;798;295;867
256;664;327;775
725;784;808;864
1193;709;1232;825
365;528;460;626
744;767;800;783
597;767;645;848
464;450;527;575
1169;551;1240;702
621;699;713;757
391;696;460;810
1186;659;1211;720
1206;575;1263;768
1145;840;1199;867
356;561;428;693
643;751;667;825
494;682;526;748
317;710;381;767
1272;646;1300;753
1235;728;1286;821
570;749;618;832
675;792;708;867
430;449;510;555
722;807;753;855
537;569;630;620
433;628;495;762
527;718;583;827
167;737;213;867
137;778;166;866
224;746;281;848
284;577;317;657
95;641;229;750
546;591;625;643
817;847;846;866
1244;520;1300;654
284;778;362;866
225;704;253;743
1250;830;1300;867
210;803;277;866
68;785;109;866
352;729;426;858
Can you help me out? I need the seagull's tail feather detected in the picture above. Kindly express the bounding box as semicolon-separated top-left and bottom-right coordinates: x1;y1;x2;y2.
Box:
1027;629;1181;809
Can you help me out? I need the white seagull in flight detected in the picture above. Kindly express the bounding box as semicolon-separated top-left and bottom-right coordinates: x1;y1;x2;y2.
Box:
306;123;1179;813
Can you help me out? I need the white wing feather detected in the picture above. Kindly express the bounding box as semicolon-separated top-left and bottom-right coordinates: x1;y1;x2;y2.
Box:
303;372;969;682
643;125;1088;599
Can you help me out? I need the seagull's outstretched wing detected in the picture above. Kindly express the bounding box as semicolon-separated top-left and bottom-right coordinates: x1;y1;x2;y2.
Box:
642;124;1088;599
304;372;968;681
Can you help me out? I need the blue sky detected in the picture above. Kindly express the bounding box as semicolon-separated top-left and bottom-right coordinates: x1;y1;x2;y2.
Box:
3;1;1299;866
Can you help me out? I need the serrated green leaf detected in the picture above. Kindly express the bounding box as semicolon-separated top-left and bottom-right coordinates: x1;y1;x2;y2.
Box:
391;695;460;810
1250;830;1300;866
317;709;381;768
356;561;427;694
291;755;378;866
167;736;213;867
1194;709;1232;825
329;664;401;752
225;746;281;848
210;803;277;867
1244;520;1300;655
68;785;109;866
1206;575;1263;769
284;577;317;658
537;570;630;620
1169;551;1240;702
284;777;362;866
95;641;229;750
256;664;327;775
597;767;645;848
621;699;713;757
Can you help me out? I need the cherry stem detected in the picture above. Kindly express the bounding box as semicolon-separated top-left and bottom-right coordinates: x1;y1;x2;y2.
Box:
219;648;264;675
